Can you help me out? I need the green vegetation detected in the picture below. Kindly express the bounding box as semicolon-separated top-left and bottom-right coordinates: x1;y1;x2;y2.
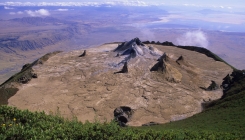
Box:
0;105;244;139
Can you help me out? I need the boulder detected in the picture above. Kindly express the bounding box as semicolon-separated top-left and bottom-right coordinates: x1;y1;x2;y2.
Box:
114;62;128;74
32;73;38;78
114;106;133;127
79;50;86;57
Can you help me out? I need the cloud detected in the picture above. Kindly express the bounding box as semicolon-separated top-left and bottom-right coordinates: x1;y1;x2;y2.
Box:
57;9;69;11
17;11;23;14
9;12;15;15
176;30;209;48
25;9;50;17
9;11;23;15
0;1;150;7
4;6;14;9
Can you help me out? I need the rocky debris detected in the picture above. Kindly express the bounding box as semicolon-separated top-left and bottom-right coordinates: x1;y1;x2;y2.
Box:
142;122;160;126
114;62;128;74
114;106;133;127
79;50;86;57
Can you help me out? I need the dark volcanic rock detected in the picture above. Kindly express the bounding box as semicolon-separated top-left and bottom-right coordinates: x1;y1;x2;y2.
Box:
114;37;144;54
114;106;133;127
79;50;86;57
114;62;128;74
200;81;219;91
21;63;32;71
151;53;168;72
162;41;175;46
18;75;31;84
32;73;38;78
207;81;219;91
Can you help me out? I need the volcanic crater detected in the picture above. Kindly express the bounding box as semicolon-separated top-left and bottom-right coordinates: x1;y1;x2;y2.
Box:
6;38;232;126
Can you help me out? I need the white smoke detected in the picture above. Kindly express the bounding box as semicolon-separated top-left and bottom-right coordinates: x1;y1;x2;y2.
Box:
176;30;209;48
25;9;50;17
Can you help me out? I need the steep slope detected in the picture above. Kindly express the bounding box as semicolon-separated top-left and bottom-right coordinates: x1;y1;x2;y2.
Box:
2;38;233;126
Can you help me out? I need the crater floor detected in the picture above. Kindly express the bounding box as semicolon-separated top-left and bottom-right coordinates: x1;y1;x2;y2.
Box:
8;43;232;126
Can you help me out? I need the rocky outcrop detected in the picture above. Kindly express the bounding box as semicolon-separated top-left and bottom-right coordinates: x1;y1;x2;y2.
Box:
79;50;86;57
114;106;133;127
113;38;162;66
207;81;219;91
151;53;182;83
114;62;128;74
162;41;175;46
150;53;168;72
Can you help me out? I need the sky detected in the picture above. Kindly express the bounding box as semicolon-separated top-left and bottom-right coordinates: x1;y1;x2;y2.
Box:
1;0;244;8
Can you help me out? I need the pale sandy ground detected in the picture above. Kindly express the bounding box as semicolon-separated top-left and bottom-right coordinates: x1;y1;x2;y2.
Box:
8;44;232;126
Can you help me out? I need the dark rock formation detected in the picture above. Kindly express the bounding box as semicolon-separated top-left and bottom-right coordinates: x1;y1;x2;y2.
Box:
32;73;38;78
142;41;150;44
21;64;32;71
150;53;182;83
221;74;232;89
200;81;219;91
114;38;144;53
114;106;133;127
151;41;155;44
207;81;219;91
162;41;175;46
151;53;168;72
142;122;160;126
114;62;128;74
176;55;184;65
79;50;86;57
18;75;31;84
